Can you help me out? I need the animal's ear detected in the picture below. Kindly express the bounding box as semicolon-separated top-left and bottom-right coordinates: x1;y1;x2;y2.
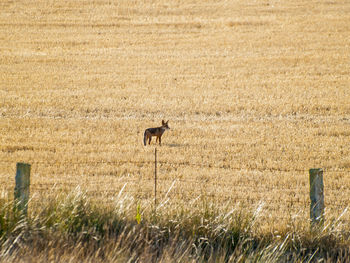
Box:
162;120;165;125
166;120;169;124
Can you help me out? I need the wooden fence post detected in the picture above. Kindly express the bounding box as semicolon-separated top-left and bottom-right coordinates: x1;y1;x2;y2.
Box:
309;168;324;228
14;163;31;215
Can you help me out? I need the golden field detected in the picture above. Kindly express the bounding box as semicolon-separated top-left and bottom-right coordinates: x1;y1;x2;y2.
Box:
1;0;350;231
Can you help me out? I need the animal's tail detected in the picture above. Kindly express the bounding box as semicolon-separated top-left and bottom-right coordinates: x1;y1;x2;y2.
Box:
143;131;147;146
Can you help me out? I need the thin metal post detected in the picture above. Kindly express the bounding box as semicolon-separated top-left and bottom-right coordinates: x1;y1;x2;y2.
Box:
155;147;157;209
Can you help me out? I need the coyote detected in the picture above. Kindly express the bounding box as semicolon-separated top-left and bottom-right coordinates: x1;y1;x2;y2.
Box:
143;120;170;146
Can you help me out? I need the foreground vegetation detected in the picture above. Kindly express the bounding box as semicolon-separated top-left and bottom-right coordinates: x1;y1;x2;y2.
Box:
0;189;349;262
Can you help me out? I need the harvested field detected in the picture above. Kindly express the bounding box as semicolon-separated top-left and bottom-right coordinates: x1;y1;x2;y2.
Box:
1;0;350;231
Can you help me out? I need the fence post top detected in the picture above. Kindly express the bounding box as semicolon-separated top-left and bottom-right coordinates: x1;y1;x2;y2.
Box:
309;168;323;173
16;163;31;167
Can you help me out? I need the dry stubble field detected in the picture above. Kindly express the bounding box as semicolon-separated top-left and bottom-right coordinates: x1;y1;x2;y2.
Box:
1;0;350;230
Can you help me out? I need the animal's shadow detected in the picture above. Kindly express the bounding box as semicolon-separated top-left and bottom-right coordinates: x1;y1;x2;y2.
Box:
167;143;189;148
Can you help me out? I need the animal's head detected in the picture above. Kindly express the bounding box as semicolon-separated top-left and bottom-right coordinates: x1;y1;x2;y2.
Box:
162;120;170;130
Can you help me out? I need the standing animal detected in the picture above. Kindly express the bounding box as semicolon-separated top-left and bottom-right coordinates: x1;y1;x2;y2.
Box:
143;120;170;146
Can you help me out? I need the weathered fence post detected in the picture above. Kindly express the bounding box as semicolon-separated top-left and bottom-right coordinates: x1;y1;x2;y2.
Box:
14;163;31;215
309;168;324;229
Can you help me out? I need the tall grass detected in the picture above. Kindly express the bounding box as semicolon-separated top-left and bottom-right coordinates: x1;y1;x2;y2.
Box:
0;188;349;262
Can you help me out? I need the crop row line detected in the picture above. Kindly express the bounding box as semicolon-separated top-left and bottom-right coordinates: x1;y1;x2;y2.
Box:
0;160;349;173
